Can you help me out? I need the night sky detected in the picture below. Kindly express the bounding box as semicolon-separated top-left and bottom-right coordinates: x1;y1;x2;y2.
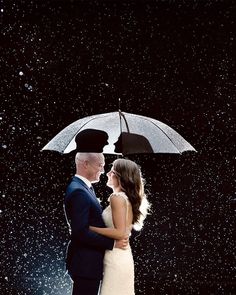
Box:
1;0;236;294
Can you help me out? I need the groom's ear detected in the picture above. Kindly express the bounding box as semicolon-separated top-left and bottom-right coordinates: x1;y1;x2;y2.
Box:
83;160;90;169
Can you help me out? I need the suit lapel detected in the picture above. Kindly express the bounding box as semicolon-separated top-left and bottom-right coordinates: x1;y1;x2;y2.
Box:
72;176;101;207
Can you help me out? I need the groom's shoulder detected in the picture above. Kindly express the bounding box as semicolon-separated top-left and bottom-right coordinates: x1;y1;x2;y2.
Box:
66;177;87;195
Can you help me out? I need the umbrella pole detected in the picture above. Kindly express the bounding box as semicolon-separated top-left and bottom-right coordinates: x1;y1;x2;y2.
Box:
118;105;130;158
118;108;122;159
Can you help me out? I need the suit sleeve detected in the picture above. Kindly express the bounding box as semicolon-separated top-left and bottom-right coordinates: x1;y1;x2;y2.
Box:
68;189;114;250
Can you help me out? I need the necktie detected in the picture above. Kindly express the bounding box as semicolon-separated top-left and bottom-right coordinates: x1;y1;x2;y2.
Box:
89;186;101;207
90;186;95;195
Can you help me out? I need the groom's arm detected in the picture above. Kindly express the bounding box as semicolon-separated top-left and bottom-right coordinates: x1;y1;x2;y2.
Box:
67;189;114;250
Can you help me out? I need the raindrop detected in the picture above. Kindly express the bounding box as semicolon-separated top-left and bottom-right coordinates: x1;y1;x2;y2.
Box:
24;84;33;91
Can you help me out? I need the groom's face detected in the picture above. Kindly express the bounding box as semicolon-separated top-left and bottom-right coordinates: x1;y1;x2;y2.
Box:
87;154;105;183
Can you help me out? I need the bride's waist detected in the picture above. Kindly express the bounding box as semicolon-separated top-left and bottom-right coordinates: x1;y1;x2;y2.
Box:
109;244;131;252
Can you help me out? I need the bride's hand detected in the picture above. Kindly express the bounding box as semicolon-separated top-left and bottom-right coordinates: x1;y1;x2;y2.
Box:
114;234;129;250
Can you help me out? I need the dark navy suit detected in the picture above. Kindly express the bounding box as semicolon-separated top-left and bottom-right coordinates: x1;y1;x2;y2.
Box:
64;176;114;294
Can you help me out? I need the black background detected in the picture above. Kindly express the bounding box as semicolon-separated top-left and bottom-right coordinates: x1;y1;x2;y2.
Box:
1;0;236;294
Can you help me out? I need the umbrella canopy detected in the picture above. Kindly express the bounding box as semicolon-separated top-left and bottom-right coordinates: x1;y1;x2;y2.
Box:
42;111;196;155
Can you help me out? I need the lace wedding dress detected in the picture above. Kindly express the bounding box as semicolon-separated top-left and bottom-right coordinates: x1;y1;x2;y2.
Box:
99;192;135;295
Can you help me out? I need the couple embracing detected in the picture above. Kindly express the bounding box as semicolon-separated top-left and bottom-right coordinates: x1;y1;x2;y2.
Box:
64;153;149;295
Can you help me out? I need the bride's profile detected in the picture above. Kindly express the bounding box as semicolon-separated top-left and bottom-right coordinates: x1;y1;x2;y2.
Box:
90;158;150;295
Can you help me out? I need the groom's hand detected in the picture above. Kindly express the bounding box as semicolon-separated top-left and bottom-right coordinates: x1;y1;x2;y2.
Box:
114;235;129;250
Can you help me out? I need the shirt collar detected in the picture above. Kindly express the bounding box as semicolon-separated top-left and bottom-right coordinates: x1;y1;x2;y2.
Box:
75;174;92;188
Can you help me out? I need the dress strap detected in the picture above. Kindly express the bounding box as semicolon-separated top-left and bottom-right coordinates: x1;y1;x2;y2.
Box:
110;192;128;201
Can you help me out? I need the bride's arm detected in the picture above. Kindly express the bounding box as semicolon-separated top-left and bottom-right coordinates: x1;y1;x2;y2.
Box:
90;195;127;239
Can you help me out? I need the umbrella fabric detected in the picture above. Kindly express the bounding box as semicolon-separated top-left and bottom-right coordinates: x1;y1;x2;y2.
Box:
42;111;196;155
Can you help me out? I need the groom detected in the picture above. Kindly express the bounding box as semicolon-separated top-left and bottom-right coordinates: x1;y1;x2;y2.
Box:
64;152;128;295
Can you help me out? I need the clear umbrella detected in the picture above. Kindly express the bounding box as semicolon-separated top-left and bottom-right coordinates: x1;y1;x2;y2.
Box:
42;111;196;155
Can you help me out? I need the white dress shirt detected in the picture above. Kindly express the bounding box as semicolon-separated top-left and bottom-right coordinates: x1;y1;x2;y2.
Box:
74;174;92;188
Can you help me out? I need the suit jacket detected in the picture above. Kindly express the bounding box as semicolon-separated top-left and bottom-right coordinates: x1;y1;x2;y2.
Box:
64;176;114;280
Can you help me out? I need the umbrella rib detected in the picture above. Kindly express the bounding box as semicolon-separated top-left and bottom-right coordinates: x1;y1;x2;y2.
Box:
134;115;182;153
119;110;130;133
63;113;113;151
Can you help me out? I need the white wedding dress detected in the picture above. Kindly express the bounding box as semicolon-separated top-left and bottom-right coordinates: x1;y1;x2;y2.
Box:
99;192;135;295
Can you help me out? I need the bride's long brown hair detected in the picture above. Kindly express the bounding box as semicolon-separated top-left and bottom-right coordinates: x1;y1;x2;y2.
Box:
112;158;150;230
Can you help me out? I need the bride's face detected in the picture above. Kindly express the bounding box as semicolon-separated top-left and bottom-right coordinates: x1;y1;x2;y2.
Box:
106;167;120;189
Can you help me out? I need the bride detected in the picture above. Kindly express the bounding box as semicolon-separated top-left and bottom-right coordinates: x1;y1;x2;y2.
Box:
90;158;150;295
